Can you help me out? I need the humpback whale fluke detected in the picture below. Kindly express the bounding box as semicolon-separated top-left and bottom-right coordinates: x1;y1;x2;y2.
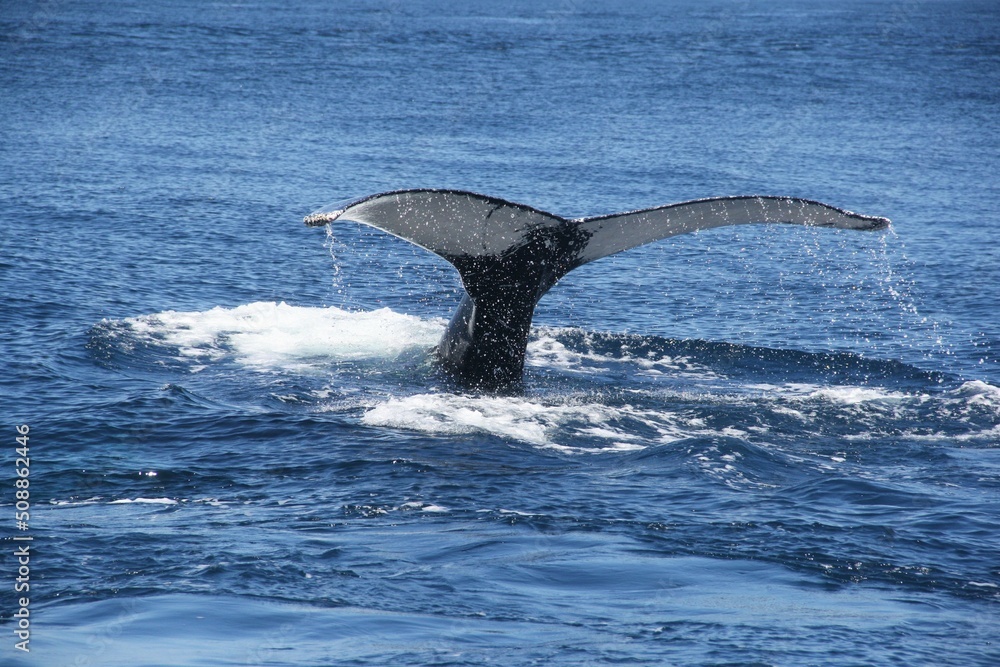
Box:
305;189;889;390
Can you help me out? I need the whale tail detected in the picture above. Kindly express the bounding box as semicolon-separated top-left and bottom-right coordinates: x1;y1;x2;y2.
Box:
305;189;889;390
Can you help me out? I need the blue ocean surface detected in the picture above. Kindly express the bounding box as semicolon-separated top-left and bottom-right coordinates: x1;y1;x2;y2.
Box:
2;0;999;665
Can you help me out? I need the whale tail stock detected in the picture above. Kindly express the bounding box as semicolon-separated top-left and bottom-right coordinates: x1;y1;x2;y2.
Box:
304;189;889;390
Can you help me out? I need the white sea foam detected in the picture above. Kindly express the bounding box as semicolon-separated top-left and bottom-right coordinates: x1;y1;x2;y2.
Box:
50;497;104;507
952;380;1000;411
744;382;922;411
525;336;611;374
352;377;975;452
120;302;444;370
748;382;912;404
806;386;912;405
109;497;178;505
54;496;234;508
360;393;684;453
421;504;449;512
526;329;716;378
118;304;721;382
399;501;449;512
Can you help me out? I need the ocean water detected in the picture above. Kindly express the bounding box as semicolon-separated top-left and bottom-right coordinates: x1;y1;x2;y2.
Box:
2;0;999;665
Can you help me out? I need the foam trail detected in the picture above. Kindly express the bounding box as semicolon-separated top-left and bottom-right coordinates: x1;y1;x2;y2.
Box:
118;302;445;370
527;329;717;378
357;392;704;453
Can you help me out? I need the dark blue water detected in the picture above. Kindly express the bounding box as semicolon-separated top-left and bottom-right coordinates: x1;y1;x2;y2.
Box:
3;1;999;665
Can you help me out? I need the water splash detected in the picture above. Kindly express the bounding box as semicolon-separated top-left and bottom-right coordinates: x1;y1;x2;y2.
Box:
323;225;347;300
